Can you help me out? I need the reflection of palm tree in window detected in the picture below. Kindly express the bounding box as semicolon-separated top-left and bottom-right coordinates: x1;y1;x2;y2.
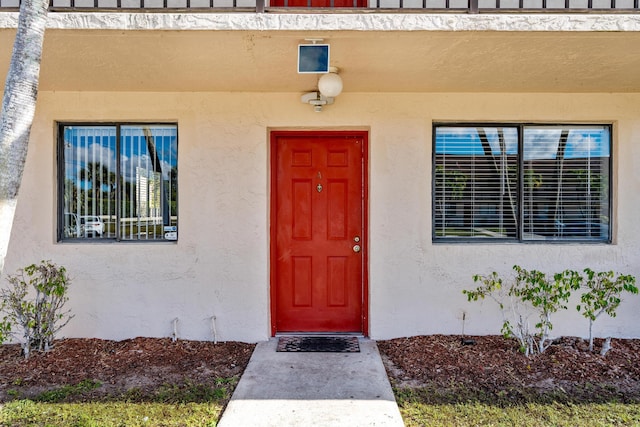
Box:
572;169;607;222
79;162;117;216
477;128;517;234
434;165;466;235
170;166;178;218
553;130;570;230
63;178;78;207
79;162;116;192
524;168;543;232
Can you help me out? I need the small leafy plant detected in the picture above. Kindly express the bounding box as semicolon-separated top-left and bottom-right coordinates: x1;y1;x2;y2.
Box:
465;265;581;356
0;313;10;344
466;265;638;357
511;266;582;354
0;260;73;358
577;269;638;352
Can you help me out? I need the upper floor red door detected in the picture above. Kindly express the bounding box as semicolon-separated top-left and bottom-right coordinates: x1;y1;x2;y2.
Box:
269;0;366;7
271;131;366;333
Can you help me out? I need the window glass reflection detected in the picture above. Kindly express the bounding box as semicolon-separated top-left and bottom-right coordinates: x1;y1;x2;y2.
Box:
60;124;178;241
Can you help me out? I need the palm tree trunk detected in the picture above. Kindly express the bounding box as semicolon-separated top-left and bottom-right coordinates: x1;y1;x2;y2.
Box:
0;0;49;276
553;130;570;235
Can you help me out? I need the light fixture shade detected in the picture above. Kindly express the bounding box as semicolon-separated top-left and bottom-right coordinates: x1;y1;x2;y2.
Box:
318;72;343;98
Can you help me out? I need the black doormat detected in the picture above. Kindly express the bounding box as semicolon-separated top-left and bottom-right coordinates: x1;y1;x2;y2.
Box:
277;336;360;353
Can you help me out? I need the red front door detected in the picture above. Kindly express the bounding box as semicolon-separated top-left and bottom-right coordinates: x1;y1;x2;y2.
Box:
271;131;367;334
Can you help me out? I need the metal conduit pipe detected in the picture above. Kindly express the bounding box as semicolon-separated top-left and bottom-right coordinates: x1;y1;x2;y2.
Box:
172;317;179;342
210;315;218;344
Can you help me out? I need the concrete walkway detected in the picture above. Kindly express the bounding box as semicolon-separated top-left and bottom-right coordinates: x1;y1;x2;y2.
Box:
218;338;405;427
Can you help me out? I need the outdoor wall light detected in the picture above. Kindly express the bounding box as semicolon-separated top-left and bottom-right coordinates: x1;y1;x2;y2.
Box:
301;66;343;112
318;66;343;98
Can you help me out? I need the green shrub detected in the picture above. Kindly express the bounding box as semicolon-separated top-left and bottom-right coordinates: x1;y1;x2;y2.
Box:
577;269;638;352
0;260;73;358
465;266;581;356
466;265;638;356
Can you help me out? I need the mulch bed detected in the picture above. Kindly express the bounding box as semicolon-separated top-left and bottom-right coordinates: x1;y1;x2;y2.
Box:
2;335;639;405
0;337;254;402
377;335;640;404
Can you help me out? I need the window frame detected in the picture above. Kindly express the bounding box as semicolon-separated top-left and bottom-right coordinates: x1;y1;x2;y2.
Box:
432;122;613;244
56;122;179;243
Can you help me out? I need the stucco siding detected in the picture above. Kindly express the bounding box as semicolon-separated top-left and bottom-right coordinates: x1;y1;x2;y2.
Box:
3;91;640;342
0;12;639;32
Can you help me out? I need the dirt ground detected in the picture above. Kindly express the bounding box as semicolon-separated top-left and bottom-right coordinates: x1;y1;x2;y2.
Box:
1;335;639;404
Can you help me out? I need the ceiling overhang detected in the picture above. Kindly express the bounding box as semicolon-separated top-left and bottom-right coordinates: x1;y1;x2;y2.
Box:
0;12;638;93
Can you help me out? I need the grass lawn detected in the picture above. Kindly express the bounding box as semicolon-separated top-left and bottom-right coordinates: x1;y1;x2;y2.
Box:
3;388;640;427
0;379;233;427
396;389;640;427
1;400;222;427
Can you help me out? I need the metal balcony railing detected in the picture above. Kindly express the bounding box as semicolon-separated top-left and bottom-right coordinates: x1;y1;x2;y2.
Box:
0;0;637;12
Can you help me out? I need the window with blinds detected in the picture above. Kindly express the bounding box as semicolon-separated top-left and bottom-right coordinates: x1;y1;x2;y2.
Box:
58;124;178;242
433;124;611;242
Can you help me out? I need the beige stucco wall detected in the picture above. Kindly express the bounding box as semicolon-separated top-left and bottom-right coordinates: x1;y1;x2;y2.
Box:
4;91;640;342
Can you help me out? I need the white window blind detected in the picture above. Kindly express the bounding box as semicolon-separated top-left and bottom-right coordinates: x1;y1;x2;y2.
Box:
434;126;518;239
522;126;610;241
434;124;610;242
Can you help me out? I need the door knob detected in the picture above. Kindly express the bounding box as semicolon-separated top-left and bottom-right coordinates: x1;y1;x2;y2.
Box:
353;244;361;253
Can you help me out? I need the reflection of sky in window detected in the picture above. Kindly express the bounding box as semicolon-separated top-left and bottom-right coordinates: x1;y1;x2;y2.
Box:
120;126;178;182
64;126;178;185
435;127;518;155
524;127;609;160
436;126;609;160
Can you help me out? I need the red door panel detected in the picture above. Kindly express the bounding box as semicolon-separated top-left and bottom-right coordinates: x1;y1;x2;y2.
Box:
270;0;366;6
272;132;366;333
